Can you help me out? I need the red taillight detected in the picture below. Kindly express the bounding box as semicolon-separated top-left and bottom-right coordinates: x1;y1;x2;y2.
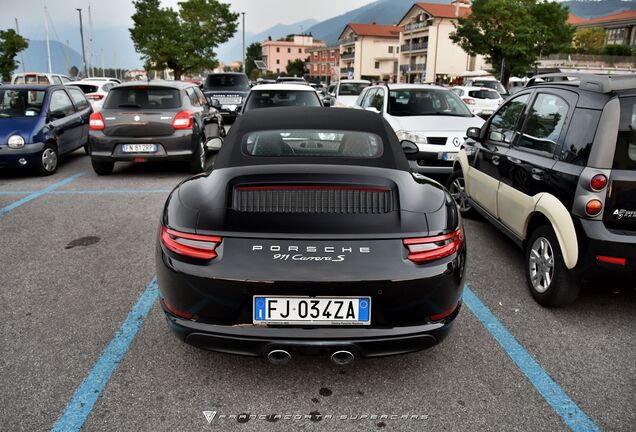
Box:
590;174;607;191
162;299;194;319
87;93;104;101
404;228;464;263
462;98;475;105
172;111;193;130
89;112;105;131
596;255;626;266
160;226;222;260
585;199;603;216
430;303;459;321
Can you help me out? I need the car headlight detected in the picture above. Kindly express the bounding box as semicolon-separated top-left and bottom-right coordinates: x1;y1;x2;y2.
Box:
396;130;427;144
7;135;25;149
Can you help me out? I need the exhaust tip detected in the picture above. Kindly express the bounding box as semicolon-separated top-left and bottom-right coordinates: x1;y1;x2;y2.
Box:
331;350;355;365
267;349;291;365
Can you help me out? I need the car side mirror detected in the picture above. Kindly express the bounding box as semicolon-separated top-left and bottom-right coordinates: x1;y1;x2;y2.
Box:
401;140;419;159
48;110;65;121
365;107;380;114
323;98;331;107
466;127;481;141
205;136;223;152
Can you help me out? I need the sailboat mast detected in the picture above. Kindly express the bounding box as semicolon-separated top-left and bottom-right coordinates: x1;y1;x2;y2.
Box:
88;3;95;77
44;1;53;74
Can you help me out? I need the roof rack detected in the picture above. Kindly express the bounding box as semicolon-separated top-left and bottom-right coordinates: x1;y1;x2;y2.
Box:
526;73;636;93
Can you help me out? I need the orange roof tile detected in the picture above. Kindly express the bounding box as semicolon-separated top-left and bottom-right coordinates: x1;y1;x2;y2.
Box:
416;2;472;19
346;23;402;38
567;13;586;25
578;9;636;26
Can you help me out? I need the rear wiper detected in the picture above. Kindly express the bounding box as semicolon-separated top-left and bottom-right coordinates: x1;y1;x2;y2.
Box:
117;103;142;108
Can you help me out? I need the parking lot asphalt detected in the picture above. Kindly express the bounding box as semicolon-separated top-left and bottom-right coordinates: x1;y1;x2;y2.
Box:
0;150;633;432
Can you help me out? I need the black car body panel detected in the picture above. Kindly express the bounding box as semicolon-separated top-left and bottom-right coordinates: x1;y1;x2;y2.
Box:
156;107;466;359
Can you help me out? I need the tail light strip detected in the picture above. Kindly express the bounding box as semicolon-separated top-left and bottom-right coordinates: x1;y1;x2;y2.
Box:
160;226;222;260
404;228;464;263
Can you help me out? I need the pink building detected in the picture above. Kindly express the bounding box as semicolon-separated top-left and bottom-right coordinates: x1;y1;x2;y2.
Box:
261;34;325;75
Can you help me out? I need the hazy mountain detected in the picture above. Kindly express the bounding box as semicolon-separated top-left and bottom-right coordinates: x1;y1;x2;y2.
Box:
16;40;83;76
563;0;635;18
216;19;318;63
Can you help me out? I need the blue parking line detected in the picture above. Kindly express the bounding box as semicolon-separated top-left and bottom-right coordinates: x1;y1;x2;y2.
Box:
51;189;172;194
51;276;159;432
463;285;600;432
0;172;86;218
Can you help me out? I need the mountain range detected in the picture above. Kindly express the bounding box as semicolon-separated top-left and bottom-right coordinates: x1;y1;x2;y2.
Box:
12;0;636;73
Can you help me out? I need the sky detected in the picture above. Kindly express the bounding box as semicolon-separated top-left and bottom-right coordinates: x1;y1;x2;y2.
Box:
1;0;376;35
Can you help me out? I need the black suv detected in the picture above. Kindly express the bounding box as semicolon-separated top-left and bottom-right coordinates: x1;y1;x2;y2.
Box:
448;73;635;306
201;73;250;122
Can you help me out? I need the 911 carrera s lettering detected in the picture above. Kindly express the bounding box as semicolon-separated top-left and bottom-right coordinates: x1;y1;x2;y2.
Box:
272;254;346;262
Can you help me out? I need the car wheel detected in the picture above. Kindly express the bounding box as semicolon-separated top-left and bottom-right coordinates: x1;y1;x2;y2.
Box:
35;143;59;176
525;225;580;307
447;170;476;218
91;159;114;175
188;137;206;174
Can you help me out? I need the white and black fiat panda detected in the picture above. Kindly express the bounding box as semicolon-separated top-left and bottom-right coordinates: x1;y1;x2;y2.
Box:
449;73;636;307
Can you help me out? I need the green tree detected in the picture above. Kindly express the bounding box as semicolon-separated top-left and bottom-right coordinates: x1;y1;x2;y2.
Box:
130;0;238;80
286;58;306;77
245;42;262;77
573;27;606;54
0;29;28;82
450;0;574;86
603;44;633;57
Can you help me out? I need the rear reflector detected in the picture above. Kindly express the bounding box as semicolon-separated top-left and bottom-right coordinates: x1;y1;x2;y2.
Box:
160;226;222;260
404;228;464;263
585;199;603;216
172;111;194;129
162;299;194;319
596;255;626;266
89;112;105;131
429;303;459;321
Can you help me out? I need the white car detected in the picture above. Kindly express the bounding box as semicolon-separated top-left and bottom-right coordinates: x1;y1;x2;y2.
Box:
333;79;371;108
11;72;73;85
84;76;122;84
354;83;484;174
451;86;504;117
239;83;323;114
67;80;118;111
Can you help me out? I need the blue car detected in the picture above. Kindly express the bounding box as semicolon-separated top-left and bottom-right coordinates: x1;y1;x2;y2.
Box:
0;84;92;175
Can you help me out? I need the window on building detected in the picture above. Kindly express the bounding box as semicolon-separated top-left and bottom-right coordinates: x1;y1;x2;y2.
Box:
288;48;291;53
276;47;280;53
375;61;380;69
388;46;393;53
299;48;302;53
276;59;280;64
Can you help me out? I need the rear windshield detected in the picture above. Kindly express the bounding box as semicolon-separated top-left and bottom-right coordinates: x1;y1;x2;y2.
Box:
613;96;636;170
473;81;507;94
468;90;500;99
338;82;369;96
0;89;46;118
69;84;99;94
388;88;473;117
204;74;249;91
243;129;382;158
245;90;321;111
103;86;181;109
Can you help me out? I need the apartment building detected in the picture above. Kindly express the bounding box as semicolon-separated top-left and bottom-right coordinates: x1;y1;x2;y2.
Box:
569;10;636;47
398;1;487;84
261;34;325;74
337;23;402;81
307;45;340;83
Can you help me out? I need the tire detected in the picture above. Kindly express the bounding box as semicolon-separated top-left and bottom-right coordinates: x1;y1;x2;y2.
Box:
91;159;114;175
35;143;59;176
188;137;206;174
525;225;580;307
446;170;477;218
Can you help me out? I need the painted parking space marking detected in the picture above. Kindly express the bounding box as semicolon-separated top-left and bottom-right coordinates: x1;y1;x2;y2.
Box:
463;285;600;432
51;276;159;432
0;172;86;218
0;189;172;195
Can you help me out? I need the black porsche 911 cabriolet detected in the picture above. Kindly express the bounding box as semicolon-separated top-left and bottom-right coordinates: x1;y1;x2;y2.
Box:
156;107;466;364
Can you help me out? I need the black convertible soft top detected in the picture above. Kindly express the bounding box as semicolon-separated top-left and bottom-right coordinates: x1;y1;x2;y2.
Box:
214;107;410;171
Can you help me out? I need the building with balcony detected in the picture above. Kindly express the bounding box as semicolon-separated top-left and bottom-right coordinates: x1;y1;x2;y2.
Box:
398;1;488;84
569;10;636;48
307;45;340;83
261;34;325;75
337;23;402;81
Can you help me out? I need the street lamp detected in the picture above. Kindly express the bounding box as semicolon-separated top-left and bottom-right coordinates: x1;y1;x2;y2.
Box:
76;8;88;78
242;12;246;74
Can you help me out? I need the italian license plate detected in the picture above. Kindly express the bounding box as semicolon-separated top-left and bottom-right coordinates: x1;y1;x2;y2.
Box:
443;152;458;161
253;296;371;325
122;144;157;153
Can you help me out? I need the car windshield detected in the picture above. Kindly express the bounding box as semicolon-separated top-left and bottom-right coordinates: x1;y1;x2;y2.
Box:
468;89;500;100
0;89;46;118
243;129;383;158
204;74;250;91
387;88;473;117
103;86;181;109
69;84;99;94
338;82;369;96
245;90;321;111
473;81;507;94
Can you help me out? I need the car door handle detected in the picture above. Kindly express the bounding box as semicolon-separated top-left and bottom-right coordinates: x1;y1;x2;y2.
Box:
531;168;544;180
507;156;522;164
492;155;500;166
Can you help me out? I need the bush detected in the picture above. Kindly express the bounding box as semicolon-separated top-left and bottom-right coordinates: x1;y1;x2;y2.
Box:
603;44;633;56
